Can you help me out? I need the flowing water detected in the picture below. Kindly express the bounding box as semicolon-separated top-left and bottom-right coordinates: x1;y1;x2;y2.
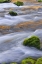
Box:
0;2;42;63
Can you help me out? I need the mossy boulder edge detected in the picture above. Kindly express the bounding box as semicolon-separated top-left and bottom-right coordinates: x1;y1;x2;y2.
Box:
23;36;40;49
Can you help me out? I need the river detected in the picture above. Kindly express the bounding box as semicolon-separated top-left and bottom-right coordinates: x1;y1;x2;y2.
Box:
0;2;42;63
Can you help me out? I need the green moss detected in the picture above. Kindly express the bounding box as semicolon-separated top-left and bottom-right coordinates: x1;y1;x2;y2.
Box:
38;0;42;2
21;57;36;64
1;57;42;64
36;57;42;64
9;11;17;16
14;1;23;6
0;0;11;3
4;0;11;3
10;62;17;64
23;36;40;49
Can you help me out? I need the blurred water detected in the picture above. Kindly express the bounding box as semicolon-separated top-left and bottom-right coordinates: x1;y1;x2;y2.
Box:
0;30;42;63
0;2;42;63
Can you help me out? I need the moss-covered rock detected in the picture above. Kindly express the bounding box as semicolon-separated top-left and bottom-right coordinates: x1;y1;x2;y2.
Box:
0;0;11;3
21;57;36;64
23;36;40;49
10;62;17;64
9;11;17;16
14;1;23;6
38;0;42;2
36;57;42;64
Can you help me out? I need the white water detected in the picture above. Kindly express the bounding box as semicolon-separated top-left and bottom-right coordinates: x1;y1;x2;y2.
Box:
0;30;42;63
0;13;42;25
0;3;42;25
0;3;18;8
0;2;42;63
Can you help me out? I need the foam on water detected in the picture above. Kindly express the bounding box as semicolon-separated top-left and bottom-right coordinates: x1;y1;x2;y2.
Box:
0;30;42;63
0;13;42;25
0;2;42;63
0;3;18;8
